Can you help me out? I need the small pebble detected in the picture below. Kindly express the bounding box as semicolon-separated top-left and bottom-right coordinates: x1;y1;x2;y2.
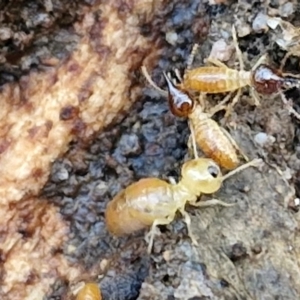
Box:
118;133;141;156
94;181;109;197
208;39;234;62
163;250;171;262
282;168;293;180
0;28;12;40
235;22;251;37
52;167;69;182
279;2;295;18
254;132;275;147
252;12;268;32
165;31;178;46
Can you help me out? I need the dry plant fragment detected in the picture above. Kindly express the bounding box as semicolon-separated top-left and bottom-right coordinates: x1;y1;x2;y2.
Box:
0;0;164;299
267;17;300;52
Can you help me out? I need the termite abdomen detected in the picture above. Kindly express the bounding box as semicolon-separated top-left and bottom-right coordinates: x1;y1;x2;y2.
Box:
76;283;102;300
191;116;240;170
105;178;172;237
163;72;194;117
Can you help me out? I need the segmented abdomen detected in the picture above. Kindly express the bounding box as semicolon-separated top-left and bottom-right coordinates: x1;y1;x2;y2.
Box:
192;117;239;170
183;67;249;93
105;178;174;236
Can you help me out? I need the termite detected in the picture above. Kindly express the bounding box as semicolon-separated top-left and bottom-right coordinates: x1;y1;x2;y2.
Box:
185;26;300;116
105;157;262;253
162;72;248;170
141;38;300;170
76;283;102;300
144;26;300;119
143;62;248;170
163;25;263;118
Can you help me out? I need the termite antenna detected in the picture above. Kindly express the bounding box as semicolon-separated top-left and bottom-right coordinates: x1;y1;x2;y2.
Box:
222;158;263;181
188;121;199;159
141;65;168;96
186;43;199;72
231;25;244;70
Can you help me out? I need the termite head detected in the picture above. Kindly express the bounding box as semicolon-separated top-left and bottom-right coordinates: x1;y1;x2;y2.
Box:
181;158;222;195
252;64;300;95
163;72;195;117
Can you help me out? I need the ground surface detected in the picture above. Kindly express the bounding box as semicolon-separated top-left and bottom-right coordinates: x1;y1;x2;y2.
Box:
42;0;300;299
2;0;300;299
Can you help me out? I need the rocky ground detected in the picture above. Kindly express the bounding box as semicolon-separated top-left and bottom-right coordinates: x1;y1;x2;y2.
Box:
2;0;300;299
44;1;300;300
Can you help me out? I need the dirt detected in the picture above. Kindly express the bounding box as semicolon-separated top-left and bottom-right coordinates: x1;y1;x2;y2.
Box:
47;0;300;299
2;0;300;299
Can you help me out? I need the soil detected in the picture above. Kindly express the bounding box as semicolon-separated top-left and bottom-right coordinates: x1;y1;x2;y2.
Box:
2;0;300;299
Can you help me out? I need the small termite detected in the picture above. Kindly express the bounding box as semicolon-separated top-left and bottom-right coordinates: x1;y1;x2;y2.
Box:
105;157;262;253
183;26;300;116
143;25;300;118
143;62;248;170
163;72;248;170
76;283;102;300
164;25;262;117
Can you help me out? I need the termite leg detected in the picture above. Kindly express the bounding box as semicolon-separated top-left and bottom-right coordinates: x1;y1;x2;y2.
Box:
220;126;249;162
206;57;228;68
224;88;242;118
252;53;269;71
249;88;261;106
198;93;208;111
279;91;300;120
232;25;244;70
186;43;200;71
187;121;199;159
222;158;263;181
179;208;198;245
280;52;293;73
145;216;174;253
281;72;300;79
189;198;235;207
207;92;234;116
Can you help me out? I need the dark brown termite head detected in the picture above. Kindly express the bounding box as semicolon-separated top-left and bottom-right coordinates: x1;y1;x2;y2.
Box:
252;64;300;95
252;64;283;95
162;72;195;117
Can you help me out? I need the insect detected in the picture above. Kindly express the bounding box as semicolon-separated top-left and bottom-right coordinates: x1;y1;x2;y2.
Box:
161;25;264;118
143;26;300;119
162;72;248;170
105;157;262;253
76;283;102;300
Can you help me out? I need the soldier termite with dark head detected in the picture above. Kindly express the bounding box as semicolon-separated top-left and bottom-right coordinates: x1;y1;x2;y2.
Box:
250;63;300;120
105;157;262;253
252;64;300;94
162;72;248;170
142;64;248;170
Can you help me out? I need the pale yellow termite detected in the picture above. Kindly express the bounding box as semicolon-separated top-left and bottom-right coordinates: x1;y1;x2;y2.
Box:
105;157;261;253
